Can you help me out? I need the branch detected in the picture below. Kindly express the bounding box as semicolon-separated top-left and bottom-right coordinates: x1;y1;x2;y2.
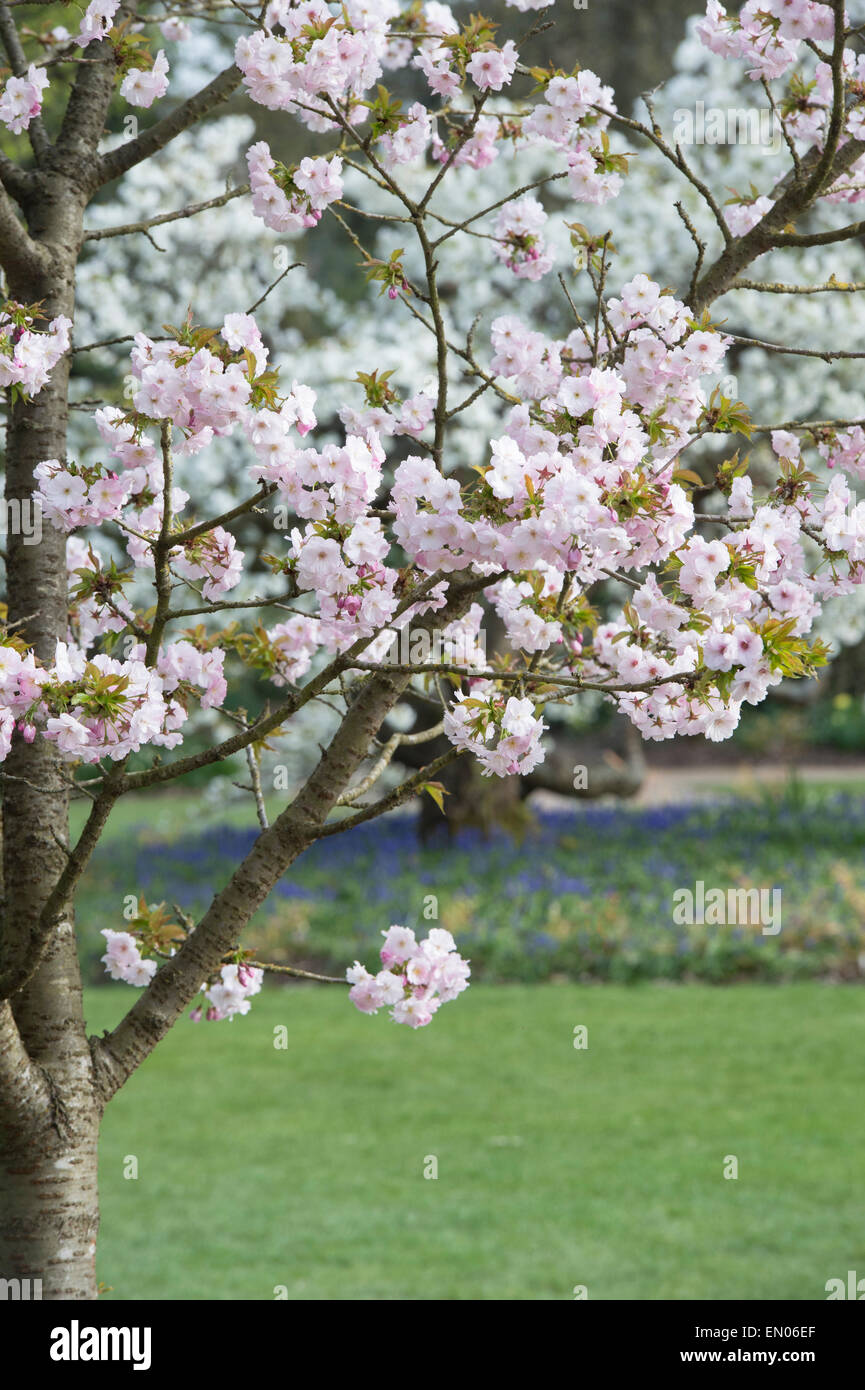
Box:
725;332;865;362
0;142;32;199
598;97;731;245
675;200;706;304
768;218;865;248
691;131;865;311
749;415;865;434
106;572;465;794
54;31;118;173
728;277;865;294
145;420;175;664
71;332;172;356
165;593;295;621
431;170;568;250
246;260;303;314
318;748;464;837
170;482;276;548
95;61;244;187
90;661;416;1101
83;183;250;241
798;0;847;204
244;743;268;830
344;660;668;695
245;959;345;984
334;718;444;806
0;182;50;280
0;1000;51;1142
88;574;490;1098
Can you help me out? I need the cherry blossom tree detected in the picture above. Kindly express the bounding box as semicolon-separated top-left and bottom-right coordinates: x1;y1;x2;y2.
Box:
3;0;865;1300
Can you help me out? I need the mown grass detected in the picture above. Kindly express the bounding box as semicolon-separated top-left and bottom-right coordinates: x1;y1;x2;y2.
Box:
88;981;865;1301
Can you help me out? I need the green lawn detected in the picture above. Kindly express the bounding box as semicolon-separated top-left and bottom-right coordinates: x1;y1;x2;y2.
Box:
87;981;865;1300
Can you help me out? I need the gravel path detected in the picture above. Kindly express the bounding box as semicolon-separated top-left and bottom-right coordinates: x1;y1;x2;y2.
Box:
530;760;865;811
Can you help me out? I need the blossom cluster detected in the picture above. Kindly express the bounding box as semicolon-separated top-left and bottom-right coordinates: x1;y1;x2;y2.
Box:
0;63;48;135
34;314;277;606
0;638;204;765
444;687;547;777
697;0;834;81
234;2;627;279
0;598;229;763
347;926;470;1027
100;925;264;1022
493;197;554;281
78;0;121;46
121;51;170;110
0;305;71;399
195;963;264;1021
247;141;344;233
101;929;157;987
18;0;173;120
235;0;395;129
339;385;435;440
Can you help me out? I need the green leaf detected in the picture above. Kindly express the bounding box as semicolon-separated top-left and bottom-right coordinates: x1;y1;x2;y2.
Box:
422;781;448;814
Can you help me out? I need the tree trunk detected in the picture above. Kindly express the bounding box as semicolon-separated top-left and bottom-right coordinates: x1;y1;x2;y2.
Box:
1;171;102;1299
0;1073;100;1300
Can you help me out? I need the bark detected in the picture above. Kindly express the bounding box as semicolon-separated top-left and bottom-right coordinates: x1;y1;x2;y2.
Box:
0;991;100;1300
0;201;102;1293
0;50;117;1302
0;38;314;1300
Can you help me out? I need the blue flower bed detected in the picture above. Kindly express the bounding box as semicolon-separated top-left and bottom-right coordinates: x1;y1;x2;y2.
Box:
78;789;865;984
